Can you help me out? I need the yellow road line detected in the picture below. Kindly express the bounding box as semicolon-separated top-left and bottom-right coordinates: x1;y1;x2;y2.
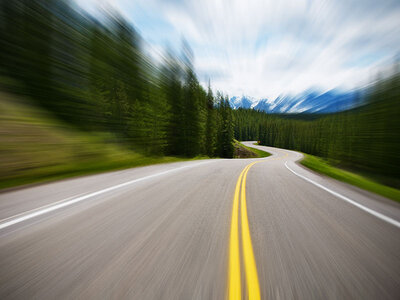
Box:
241;162;261;300
228;162;261;300
228;165;249;300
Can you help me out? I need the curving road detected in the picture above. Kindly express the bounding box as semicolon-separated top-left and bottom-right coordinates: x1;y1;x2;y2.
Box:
0;142;399;299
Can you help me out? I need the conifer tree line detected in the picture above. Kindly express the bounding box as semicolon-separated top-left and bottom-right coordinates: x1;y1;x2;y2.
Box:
1;1;397;175
233;71;400;181
0;0;234;158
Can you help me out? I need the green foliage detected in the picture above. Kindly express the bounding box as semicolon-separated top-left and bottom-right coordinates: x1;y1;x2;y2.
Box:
234;141;271;158
241;144;271;158
0;0;234;159
216;94;234;158
0;91;197;190
233;71;400;185
205;84;217;157
301;154;400;202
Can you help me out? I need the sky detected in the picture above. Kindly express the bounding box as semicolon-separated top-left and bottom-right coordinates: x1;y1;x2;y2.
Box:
77;0;400;99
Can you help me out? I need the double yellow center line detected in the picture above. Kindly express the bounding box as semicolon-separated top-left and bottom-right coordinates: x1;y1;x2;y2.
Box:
228;161;261;300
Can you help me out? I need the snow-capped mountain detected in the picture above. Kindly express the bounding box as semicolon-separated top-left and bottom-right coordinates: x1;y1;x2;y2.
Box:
229;96;255;109
229;89;360;114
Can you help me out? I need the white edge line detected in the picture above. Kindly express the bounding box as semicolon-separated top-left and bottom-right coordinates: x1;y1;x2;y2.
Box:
0;194;84;224
285;161;400;229
0;161;211;230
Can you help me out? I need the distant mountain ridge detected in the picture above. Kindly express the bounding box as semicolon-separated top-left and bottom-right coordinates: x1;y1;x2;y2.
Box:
229;96;254;109
229;89;361;113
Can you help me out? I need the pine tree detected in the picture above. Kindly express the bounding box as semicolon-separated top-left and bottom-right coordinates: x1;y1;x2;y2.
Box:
205;82;217;157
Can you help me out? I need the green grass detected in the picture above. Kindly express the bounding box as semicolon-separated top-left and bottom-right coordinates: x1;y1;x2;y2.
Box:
0;92;200;190
240;143;271;158
0;155;195;190
233;140;271;158
300;153;400;202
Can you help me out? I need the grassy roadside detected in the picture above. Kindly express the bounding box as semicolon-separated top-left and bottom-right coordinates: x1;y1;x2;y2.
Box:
243;143;271;158
0;92;202;191
0;155;197;191
300;153;400;202
234;140;271;158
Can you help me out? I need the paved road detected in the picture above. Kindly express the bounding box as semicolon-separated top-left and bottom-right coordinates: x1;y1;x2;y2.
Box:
0;142;399;299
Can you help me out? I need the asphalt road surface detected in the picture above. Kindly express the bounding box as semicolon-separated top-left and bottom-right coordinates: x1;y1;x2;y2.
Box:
0;142;399;299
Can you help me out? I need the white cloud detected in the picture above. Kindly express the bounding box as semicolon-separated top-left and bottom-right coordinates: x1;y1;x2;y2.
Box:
77;0;400;99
